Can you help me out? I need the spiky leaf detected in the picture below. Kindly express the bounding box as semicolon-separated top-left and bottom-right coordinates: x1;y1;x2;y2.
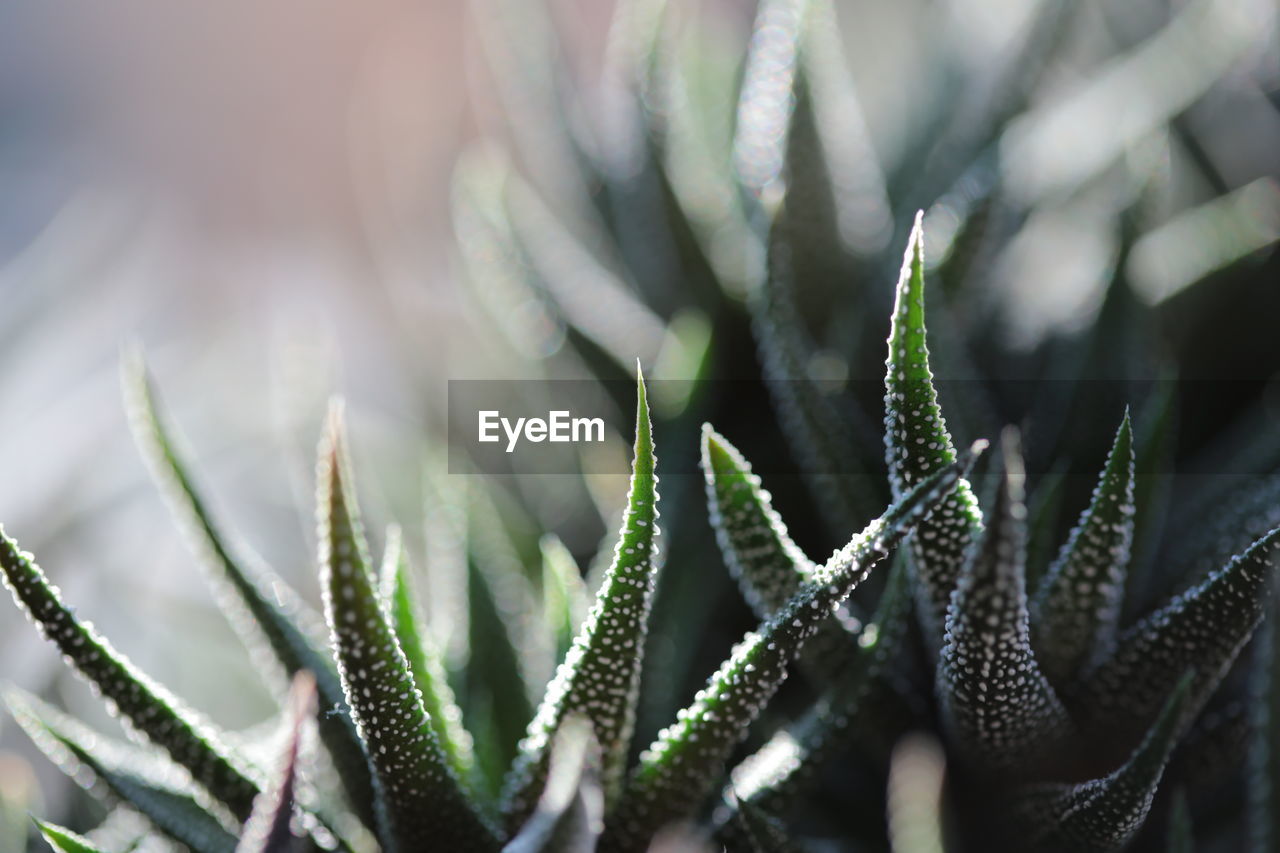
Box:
380;525;476;787
503;369;661;828
317;404;496;852
7;689;239;853
701;424;817;616
122;353;376;824
0;529;260;820
939;429;1071;770
728;551;914;811
1012;672;1193;853
1032;411;1135;685
34;821;108;853
604;444;983;851
1073;526;1280;747
884;212;984;646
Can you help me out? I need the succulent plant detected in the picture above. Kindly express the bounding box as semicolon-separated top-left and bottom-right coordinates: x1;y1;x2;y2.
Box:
6;0;1280;850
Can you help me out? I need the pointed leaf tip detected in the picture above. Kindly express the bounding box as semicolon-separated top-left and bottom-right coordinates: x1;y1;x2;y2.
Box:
883;224;984;647
1033;411;1136;685
317;413;496;851
939;428;1071;770
503;377;661;831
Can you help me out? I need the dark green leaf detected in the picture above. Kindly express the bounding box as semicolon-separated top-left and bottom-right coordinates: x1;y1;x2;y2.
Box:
380;526;477;789
0;529;260;820
317;403;497;852
503;369;661;829
728;552;914;812
884;213;984;646
939;429;1071;770
1032;411;1135;685
605;444;983;850
701;424;817;616
1074;526;1280;756
1011;672;1193;853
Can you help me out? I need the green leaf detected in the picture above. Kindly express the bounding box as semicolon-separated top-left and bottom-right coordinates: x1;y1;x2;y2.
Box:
0;529;261;820
235;674;314;853
317;403;497;852
884;212;984;647
1031;411;1135;685
728;552;914;812
701;424;818;616
938;429;1071;771
604;443;984;850
121;353;376;826
503;368;661;829
1011;671;1194;853
501;715;603;853
540;534;590;664
7;689;239;853
34;820;109;853
380;526;477;790
1073;525;1280;756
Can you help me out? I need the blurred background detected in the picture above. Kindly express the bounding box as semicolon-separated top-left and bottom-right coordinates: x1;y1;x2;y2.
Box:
1;0;1276;847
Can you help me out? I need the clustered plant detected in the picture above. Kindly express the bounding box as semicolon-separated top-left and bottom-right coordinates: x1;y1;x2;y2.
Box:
5;0;1279;850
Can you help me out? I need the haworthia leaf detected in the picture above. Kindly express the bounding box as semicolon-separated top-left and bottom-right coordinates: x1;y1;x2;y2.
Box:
379;526;477;789
884;212;984;647
1011;672;1193;853
540;533;590;664
34;821;109;853
0;529;260;820
235;674;314;853
938;429;1071;771
121;354;376;826
702;424;868;682
502;369;661;830
701;424;817;617
603;443;983;851
317;404;497;852
728;552;914;812
7;689;239;853
1073;526;1280;752
1032;411;1135;686
501;715;603;853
